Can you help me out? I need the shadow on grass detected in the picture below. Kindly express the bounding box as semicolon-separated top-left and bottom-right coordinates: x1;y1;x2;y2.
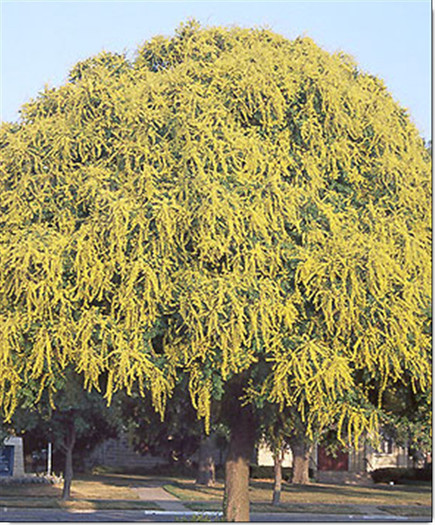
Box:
0;497;160;511
378;506;432;518
77;472;192;489
0;484;62;498
65;499;159;510
276;480;432;498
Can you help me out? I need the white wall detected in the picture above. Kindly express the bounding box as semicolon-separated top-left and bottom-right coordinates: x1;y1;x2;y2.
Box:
257;441;293;468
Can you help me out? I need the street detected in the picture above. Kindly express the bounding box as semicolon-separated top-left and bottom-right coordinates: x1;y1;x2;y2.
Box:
0;508;430;522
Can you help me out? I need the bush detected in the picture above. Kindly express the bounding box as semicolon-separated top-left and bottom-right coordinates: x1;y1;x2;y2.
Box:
0;474;61;485
371;467;432;484
250;465;293;479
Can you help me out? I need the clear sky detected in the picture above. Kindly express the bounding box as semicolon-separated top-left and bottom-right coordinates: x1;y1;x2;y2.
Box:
1;0;431;139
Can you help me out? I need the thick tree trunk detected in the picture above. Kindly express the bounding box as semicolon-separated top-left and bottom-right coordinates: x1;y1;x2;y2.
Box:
61;424;76;500
290;439;312;485
271;447;283;505
196;435;216;486
223;405;256;522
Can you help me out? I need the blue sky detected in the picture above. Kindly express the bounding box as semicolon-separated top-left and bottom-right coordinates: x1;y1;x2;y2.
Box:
1;0;431;138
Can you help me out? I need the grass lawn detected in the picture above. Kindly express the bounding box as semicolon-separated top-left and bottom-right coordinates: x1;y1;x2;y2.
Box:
0;483;60;498
378;506;432;518
164;478;432;507
0;473;161;510
0;473;431;516
0;497;159;510
0;474;143;500
164;481;224;501
70;475;144;500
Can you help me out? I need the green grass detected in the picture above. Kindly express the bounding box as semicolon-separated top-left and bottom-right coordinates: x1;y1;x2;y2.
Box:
184;502;222;511
164;478;432;507
185;501;366;515
251;503;366;514
184;500;433;518
0;483;60;498
378;506;433;518
163;482;224;501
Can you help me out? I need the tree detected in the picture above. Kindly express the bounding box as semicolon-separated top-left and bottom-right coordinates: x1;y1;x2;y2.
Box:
285;417;313;485
4;370;119;499
195;433;218;486
379;384;432;463
0;21;431;520
120;383;202;467
261;405;315;505
260;409;290;505
119;379;228;485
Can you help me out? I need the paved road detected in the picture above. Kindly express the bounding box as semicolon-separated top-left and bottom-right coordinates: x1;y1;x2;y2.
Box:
0;508;431;522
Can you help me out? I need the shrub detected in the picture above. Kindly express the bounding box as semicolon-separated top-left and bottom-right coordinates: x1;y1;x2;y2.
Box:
250;465;292;479
371;467;432;483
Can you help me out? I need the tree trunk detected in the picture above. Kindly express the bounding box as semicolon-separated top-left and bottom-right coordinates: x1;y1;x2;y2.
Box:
196;435;216;486
223;405;256;522
62;424;76;500
290;439;312;485
271;447;283;505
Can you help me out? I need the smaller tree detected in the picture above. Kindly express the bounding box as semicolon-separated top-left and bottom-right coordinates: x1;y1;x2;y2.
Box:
380;385;432;466
5;370;120;499
261;405;315;505
196;433;219;487
260;408;289;505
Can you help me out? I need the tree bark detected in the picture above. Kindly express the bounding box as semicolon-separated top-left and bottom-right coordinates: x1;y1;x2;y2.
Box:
271;446;283;505
223;405;256;522
62;424;76;500
196;435;216;486
289;439;312;485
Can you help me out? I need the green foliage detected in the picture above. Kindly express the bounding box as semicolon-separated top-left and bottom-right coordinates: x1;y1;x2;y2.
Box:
371;468;431;484
176;513;223;523
6;369;120;464
250;465;293;480
0;21;431;445
119;379;205;464
379;385;432;454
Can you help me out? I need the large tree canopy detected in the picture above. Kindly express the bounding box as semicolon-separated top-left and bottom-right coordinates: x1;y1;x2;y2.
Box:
0;21;431;518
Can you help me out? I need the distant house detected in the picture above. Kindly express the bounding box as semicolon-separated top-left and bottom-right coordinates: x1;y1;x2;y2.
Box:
83;430;416;484
256;435;414;484
314;437;413;484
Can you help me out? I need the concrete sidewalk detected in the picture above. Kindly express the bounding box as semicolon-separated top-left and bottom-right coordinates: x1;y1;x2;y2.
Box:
133;481;189;512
